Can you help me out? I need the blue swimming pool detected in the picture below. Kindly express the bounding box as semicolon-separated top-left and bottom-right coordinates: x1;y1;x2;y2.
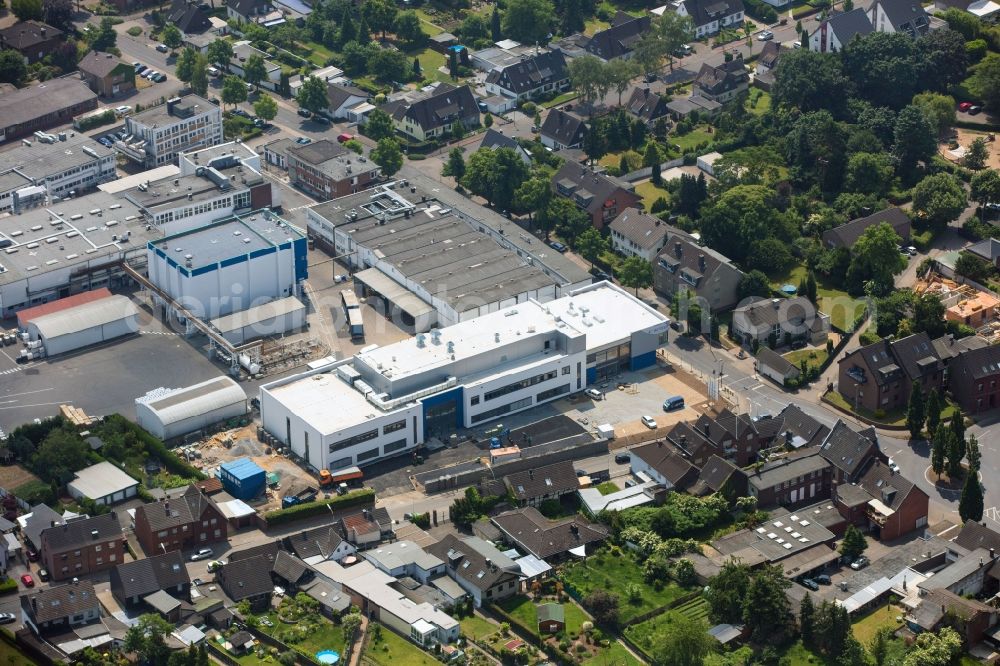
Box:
316;650;340;665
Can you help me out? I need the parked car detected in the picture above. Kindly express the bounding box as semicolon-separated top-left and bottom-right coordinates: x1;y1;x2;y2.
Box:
799;578;819;591
20;574;34;587
790;339;807;350
155;43;169;53
585;388;603;400
670;320;683;332
37;569;49;582
641;415;657;429
0;613;15;625
593;270;613;282
906;246;917;256
548;240;568;253
144;70;158;80
337;133;354;143
815;574;832;585
192;578;204;586
887;457;900;473
297;107;312;118
663;395;685;411
477;102;488;112
758;30;774;40
850;556;870;570
231;108;251;118
614;452;631;464
208;66;220;77
295;136;312;144
970;105;983;115
26;549;38;562
190;548;213;562
115;105;131;116
312;114;331;125
154;73;167;82
959;101;974;112
98;137;113;148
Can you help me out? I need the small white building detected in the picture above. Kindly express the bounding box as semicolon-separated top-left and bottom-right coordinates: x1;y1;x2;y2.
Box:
67;461;139;506
24;294;139;356
209;296;306;345
135;376;248;440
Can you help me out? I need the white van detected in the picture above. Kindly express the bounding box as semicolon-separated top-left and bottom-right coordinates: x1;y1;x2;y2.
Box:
207;66;220;77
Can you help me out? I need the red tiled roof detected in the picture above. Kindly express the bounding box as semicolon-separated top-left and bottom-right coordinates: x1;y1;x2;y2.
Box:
17;288;113;328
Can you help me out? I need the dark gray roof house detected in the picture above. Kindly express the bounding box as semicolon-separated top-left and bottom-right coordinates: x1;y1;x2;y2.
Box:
21;579;99;634
284;525;349;560
168;0;211;33
679;0;745;33
551;159;641;228
608;207;677;259
271;550;314;589
585;11;651;61
110;551;190;609
39;513;121;555
868;0;933;37
770;404;831;448
694;55;749;102
626;87;671;125
23;504;65;550
492;507;608;559
653;233;744;312
540;108;587;149
967;238;1000;266
630;439;701;489
819;420;878;481
217;554;275;606
382;83;479;139
505;460;580;505
479;129;531;164
932;333;987;361
425;533;520;605
954;521;1000;552
822;207;911;249
485;50;569;99
698;455;747;496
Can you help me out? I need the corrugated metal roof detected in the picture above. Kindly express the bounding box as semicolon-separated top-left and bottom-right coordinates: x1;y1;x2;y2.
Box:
17;288;112;328
30;295;138;340
137;376;246;426
220;457;265;481
209;296;306;334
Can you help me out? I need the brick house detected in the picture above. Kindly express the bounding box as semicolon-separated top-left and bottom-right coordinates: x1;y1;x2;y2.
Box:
747;452;833;507
908;589;998;645
504;461;580;507
945;344;1000;414
78;51;136;98
0;21;63;64
818;420;879;484
653;234;744;313
551;160;641;230
133;484;227;555
837;332;944;414
834;459;928;540
286;139;380;200
39;513;124;582
21;579;100;637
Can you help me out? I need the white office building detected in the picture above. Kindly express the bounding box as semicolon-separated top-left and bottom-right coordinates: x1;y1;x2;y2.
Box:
259;282;668;473
119;95;223;168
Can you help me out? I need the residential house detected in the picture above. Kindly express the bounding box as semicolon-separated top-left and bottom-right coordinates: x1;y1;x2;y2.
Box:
693;55;749;103
0;21;63;64
133;484;227;555
39;513;123;582
767;404;832;449
78;51;136;98
286;139;380;200
967;238;1000;268
630;439;701;489
226;0;284;26
712;409;772;466
696;455;748;500
363;540;445;585
818;420;879;483
934;334;989;363
271;550;315;591
284;525;357;564
907;589;998;644
674;0;745;38
584;12;651;61
653;233;744;312
945;344;1000;414
626;87;671;125
216;555;275;611
868;0;938;36
504;460;580;507
838;332;944;414
485;50;570;101
821;207;911;249
551;160;641;229
326;83;369;121
732;297;831;348
21;579;100;636
665;94;723;120
917;548;995;597
491;507;608;560
834;458;929;540
341;508;389;549
953;521;1000;553
168;0;212;34
0;78;97;143
809;9;874;52
540;108;587;150
668;420;724;467
747;452;833;507
110;551;190;613
230;41;281;91
608;208;675;261
753;42;786;90
932;0;1000;20
756;347;801;387
479;128;532;164
382;83;479;141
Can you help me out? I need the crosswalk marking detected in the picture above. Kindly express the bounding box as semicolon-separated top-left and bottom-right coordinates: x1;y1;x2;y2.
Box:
139;330;179;336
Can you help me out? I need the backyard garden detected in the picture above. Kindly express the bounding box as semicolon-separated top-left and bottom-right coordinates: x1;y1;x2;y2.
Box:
244;593;349;663
362;623;439;666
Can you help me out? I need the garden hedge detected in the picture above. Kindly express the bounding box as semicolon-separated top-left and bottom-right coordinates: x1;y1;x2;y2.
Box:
263;488;375;525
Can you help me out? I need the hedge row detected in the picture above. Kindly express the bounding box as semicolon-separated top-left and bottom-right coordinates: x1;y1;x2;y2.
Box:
101;415;206;481
0;579;17;595
263;488;375;526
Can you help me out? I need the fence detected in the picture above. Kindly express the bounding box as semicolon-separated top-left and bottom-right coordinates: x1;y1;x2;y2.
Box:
206;641;243;666
238;618;325;666
620;157;686;183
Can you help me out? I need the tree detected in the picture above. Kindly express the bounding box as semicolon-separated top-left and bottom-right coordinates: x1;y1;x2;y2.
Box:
161;23;183;50
541;196;590;241
947;424;965;479
394;10;425;48
843;32;918;109
606;58;637;107
28;428;89;485
840;524;868;560
513;176;551;226
176;47;197;83
971;53;1000;112
207;39;233;71
772;50;850;115
972;168;1000;207
368;48;409;82
492;6;502;41
799;593;815;647
707;560;751;624
960;472;984;522
442;147;466;181
568;55;607;110
371;138;403;177
746;238;794;276
42;0;73;32
650;11;694;72
362;0;398;40
700;185;793;264
913;92;957;136
741;564;790;641
461;147;530;211
450;120;465;141
88;16;118;52
619;256;653;296
583;589;620;627
342;612;362;644
931;426;948;477
243;54;267;89
253;93;278;121
846;222;906;296
365;108;395;141
577;228;606;267
967;434;981;473
844;152;894;196
913;293;947;339
917;28;969;92
649;614;713;666
11;0;42;20
907;380;926;439
738;270;772;300
805;271;818;304
124;614;174;666
869;626;894;666
902;627;962;666
0;49;28;86
502;0;554;46
296;76;328;114
583;121;607;164
222;74;248;108
893;104;938;177
965;137;990;170
189;53;209;96
412;57;421;78
913;173;967;231
926;389;942;435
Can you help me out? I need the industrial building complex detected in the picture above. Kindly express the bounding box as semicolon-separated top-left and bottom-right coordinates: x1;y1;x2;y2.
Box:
259;282;668;472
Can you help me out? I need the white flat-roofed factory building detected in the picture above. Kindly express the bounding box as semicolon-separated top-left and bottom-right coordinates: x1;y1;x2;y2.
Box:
135;376;248;440
259;282;668;472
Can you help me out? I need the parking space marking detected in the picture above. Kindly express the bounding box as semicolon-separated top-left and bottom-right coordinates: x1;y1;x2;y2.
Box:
987;506;1000;523
0;368;21;376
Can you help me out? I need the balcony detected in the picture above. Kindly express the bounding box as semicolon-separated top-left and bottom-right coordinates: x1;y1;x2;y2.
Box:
846;367;867;384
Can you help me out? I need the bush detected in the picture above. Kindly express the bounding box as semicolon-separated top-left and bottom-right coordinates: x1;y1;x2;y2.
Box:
264;489;375;525
76;109;117;131
0;578;16;595
127;26;143;37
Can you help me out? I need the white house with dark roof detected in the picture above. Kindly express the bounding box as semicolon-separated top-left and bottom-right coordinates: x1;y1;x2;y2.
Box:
381;83;479;141
868;0;942;36
326;83;369;121
809;8;874;52
673;0;745;37
485;50;570;102
584;11;651;61
478;129;531;164
540;108;587;150
608;208;676;261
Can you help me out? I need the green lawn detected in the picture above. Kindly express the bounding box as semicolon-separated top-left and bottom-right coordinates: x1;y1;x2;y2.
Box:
414;9;447;36
747;90;771;116
780;640;833;666
0;634;37;666
851;603;903;645
460;614;498;640
542;90;579;108
624;611;705;659
670;125;714;152
770;264;866;332
596;481;620;495
634;181;670;210
410;47;451;83
581;641;642;666
826;389;960;427
561;550;690;624
300;40;334;67
584;18;610;36
784;347;829;373
255;608;346;657
498;596;589;635
363;627;438;666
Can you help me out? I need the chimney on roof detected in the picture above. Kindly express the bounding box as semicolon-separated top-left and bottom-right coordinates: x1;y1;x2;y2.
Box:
991;548;996;559
50;521;56;528
698;254;705;272
529;470;534;479
164;501;170;513
674;241;682;258
40;27;45;36
570;524;579;536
